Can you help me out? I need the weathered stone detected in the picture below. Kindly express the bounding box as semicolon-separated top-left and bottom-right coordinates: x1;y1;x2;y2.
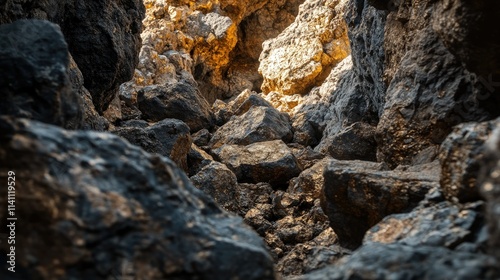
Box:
315;122;377;161
293;243;497;280
288;144;326;170
479;122;500;268
321;159;438;248
288;158;330;200
113;118;192;171
259;0;350;96
68;55;109;131
190;161;239;212
440;118;499;203
192;128;211;147
0;20;83;129
0;0;145;114
365;194;487;252
237;183;274;216
213;140;302;187
187;143;214;176
137;82;214;132
0;117;275;279
209;106;292;149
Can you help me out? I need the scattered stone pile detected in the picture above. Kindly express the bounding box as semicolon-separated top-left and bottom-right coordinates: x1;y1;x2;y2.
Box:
1;0;500;279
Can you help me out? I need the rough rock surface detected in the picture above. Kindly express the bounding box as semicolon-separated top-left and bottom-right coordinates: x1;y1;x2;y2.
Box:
213;140;301;187
293;243;496;280
0;20;83;129
321;159;439;248
440;118;499;203
0;0;146;114
113;118;192;171
480;120;500;268
190;161;239;213
137;82;214;132
209;106;292;149
0;117;274;279
259;0;350;96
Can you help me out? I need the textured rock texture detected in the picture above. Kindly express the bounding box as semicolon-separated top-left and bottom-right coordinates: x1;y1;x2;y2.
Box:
113;118;192;171
321;159;439;248
0;20;83;129
259;0;350;96
0;0;145;114
440;118;499;202
0;117;274;280
213;140;302;187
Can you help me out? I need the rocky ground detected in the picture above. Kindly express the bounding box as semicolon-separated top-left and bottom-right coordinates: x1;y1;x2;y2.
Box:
1;0;500;279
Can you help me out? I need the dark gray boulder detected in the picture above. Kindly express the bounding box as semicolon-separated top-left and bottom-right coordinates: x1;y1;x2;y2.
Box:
113;118;192;171
213;140;302;187
0;19;83;129
209;106;293;149
137;82;214;132
0;116;275;280
321;159;438;249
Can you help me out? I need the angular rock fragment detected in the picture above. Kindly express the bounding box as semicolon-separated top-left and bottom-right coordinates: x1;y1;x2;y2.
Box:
113;118;192;171
213;140;302;187
137;82;214;132
209;106;292;149
321;159;438;248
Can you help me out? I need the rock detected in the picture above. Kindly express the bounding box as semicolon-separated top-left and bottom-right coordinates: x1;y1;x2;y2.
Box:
0;0;145;113
213;140;302;187
237;183;275;216
479;121;500;267
321;159;438;248
113;118;192;171
440;118;499;203
259;0;350;96
137;82;214;132
229;90;274;116
209;106;293;149
288;158;330;199
364;197;487;252
293;243;497;280
192;128;211;147
374;0;500;167
0;19;83;129
288;144;326;170
315;122;377;161
0;117;275;279
190;161;239;212
187;143;214;176
68;55;109;131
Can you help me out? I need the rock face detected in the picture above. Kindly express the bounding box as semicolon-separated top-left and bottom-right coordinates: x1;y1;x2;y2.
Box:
0;20;83;129
0;117;274;279
259;0;350;96
440;118;499;203
137;82;214;132
321;159;439;248
0;0;146;114
213;140;302;187
113;118;192;171
209;106;293;148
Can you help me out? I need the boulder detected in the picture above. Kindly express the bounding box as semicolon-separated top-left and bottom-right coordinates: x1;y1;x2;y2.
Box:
209;106;293;149
440;118;499;202
321;160;438;248
0;116;274;279
187;144;214;177
292;243;496;280
315;122;377;161
113;118;192;171
0;19;83;129
259;0;350;96
190;161;239;213
213;140;302;187
137;82;214;132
